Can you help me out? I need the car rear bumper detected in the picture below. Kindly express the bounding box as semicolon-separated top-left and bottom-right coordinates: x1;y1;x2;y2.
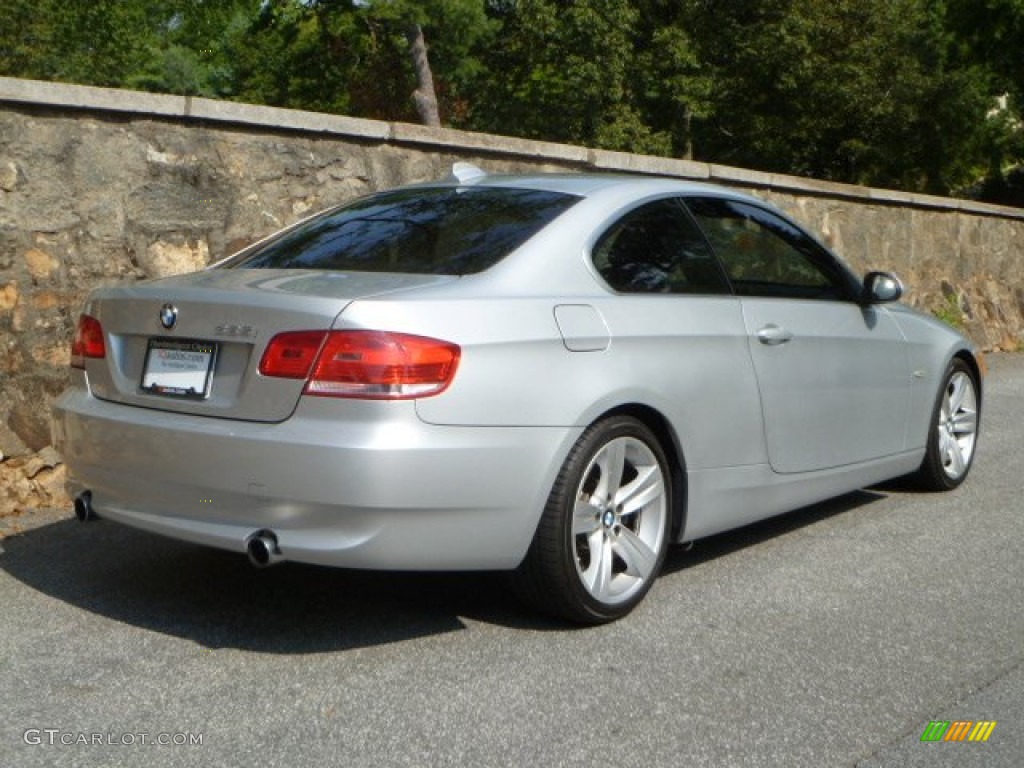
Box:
52;387;579;570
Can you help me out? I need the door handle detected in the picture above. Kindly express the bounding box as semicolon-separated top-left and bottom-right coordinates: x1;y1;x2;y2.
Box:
757;324;793;346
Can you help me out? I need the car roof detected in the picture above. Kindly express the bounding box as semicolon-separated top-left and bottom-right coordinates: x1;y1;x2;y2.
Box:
406;166;761;204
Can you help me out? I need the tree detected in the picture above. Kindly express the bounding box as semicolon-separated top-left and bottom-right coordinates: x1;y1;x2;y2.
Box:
681;0;994;193
357;1;445;126
631;1;713;159
227;1;493;126
118;1;258;97
226;2;364;115
0;0;153;86
944;0;1024;200
0;0;60;80
472;0;672;154
947;0;1024;98
355;0;495;126
2;0;1020;200
0;0;260;98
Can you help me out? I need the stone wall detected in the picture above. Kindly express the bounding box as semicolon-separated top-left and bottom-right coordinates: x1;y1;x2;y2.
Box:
1;77;1022;511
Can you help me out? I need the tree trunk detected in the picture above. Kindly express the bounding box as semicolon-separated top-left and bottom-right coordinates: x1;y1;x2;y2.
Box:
683;104;693;161
404;22;441;127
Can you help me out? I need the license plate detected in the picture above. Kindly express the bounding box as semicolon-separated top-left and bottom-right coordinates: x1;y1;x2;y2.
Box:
141;339;218;399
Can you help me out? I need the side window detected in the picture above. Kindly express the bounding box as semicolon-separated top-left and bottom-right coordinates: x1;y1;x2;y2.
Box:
592;199;730;295
686;197;853;300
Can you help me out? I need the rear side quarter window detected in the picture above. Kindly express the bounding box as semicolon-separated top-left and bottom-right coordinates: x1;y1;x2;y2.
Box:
592;198;731;295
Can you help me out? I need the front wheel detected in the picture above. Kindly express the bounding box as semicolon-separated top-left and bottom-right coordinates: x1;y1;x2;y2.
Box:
912;358;980;491
512;416;673;624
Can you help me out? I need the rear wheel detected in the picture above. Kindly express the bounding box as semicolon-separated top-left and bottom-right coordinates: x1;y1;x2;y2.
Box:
512;416;672;624
913;358;980;490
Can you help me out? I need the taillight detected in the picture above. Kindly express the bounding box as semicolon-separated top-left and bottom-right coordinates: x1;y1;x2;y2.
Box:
258;331;328;379
260;330;460;399
70;314;106;369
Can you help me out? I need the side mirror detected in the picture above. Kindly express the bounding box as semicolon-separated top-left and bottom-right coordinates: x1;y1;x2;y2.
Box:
862;271;903;304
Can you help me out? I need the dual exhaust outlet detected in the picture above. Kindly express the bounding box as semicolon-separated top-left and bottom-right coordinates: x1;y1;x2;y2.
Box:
74;491;98;522
74;491;284;568
245;530;284;568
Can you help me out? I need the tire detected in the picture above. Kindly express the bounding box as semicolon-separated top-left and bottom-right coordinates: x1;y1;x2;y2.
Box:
511;415;673;624
912;357;981;491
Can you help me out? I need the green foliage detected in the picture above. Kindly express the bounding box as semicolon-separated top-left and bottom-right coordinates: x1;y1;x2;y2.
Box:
225;2;360;115
0;1;259;97
1;0;1023;201
947;0;1024;97
224;1;494;122
472;0;673;154
1;0;147;85
679;0;990;191
942;0;1024;201
357;0;497;123
933;295;967;330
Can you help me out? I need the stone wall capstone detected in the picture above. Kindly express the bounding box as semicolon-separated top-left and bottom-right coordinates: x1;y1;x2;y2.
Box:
1;77;1022;492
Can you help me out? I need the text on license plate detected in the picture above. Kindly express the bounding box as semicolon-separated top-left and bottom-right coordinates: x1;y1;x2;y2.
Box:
141;339;218;399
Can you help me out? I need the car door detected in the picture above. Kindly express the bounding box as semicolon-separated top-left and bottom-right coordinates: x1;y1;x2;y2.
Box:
588;198;767;472
685;197;911;474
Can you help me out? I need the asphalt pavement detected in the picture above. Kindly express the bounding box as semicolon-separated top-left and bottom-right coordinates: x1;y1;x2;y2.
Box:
1;355;1021;768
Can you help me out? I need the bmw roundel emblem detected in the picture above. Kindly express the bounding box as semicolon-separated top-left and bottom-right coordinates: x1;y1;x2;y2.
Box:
159;303;178;330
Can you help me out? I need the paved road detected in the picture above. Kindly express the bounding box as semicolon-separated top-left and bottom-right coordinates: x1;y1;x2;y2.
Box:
2;356;1021;768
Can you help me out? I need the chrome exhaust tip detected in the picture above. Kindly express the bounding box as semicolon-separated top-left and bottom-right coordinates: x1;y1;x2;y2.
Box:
246;530;283;568
74;491;98;522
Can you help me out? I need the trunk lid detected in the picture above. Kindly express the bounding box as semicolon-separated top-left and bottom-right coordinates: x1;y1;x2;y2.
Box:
82;269;454;422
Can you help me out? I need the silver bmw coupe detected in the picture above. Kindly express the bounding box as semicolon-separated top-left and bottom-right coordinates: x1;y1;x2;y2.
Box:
52;166;982;623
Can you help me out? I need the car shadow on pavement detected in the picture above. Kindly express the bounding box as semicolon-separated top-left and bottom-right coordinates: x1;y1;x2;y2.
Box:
0;488;887;651
0;512;569;649
661;488;886;575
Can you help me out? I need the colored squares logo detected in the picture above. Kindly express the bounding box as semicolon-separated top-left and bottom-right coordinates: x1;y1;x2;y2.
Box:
920;720;997;743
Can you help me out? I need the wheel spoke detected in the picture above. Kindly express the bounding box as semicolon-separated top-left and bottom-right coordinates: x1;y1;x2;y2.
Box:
952;408;977;435
947;374;969;414
613;526;657;580
586;528;604;562
948;438;966;477
939;425;967;477
594;440;626;502
582;533;614;598
939;400;951;422
939;429;954;466
616;465;663;516
573;499;601;536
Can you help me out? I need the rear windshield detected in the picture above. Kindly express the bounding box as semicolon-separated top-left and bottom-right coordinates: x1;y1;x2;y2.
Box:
224;186;580;275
